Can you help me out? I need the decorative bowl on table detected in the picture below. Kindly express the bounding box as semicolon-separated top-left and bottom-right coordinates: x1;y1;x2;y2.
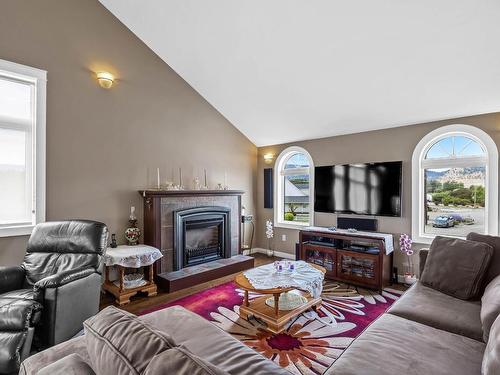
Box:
113;273;147;289
265;291;308;311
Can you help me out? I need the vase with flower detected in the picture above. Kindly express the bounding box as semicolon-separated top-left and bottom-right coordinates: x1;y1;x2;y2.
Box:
265;220;274;257
125;206;141;246
399;233;417;285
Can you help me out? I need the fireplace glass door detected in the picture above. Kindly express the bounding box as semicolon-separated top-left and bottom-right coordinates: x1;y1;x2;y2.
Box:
184;219;223;267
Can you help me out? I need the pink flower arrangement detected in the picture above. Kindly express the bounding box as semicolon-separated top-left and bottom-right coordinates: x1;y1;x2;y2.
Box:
399;234;415;280
399;234;413;256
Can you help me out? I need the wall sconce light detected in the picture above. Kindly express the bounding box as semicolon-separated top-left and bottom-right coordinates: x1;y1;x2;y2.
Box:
96;71;114;89
263;153;275;164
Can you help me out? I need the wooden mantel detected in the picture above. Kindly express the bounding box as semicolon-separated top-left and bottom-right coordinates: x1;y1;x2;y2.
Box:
139;189;245;197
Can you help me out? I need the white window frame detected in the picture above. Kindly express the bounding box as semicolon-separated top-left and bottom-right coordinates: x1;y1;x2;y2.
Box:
0;59;46;237
274;146;314;229
412;124;498;244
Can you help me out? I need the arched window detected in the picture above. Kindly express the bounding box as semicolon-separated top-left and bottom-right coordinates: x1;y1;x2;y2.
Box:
412;125;498;243
275;146;314;228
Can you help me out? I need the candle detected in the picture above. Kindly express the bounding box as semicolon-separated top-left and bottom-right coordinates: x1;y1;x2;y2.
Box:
204;169;207;187
179;167;182;187
224;171;227;187
157;168;160;189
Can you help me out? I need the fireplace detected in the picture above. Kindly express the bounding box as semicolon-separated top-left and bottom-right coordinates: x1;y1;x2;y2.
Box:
173;206;231;271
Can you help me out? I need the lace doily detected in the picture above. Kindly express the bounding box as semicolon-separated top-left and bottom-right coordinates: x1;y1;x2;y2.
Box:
103;245;163;268
243;261;324;298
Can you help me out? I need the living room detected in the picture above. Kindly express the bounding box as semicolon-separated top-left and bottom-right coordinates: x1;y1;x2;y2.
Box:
1;1;500;374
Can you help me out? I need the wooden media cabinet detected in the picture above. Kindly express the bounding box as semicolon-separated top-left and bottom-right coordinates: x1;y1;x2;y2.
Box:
299;228;393;291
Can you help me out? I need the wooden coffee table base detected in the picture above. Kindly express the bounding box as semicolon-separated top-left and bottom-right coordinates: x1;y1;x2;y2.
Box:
239;292;322;333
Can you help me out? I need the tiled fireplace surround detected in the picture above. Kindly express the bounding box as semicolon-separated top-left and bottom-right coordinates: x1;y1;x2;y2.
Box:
143;192;242;274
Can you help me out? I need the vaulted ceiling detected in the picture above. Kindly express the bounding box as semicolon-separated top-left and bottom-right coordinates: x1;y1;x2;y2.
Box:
99;0;500;146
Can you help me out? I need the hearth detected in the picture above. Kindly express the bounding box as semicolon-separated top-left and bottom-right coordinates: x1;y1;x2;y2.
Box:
174;206;231;271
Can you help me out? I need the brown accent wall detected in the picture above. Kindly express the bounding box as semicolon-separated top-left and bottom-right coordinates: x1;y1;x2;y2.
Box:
0;0;257;265
256;112;500;273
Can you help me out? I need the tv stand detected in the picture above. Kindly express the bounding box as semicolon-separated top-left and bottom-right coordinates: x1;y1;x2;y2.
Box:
299;227;393;291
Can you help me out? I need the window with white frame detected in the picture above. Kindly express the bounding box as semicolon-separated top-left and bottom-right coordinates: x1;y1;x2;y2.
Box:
0;59;46;237
274;146;314;228
412;125;498;244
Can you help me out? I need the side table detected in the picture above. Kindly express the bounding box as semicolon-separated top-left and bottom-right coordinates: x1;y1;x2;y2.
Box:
102;245;162;306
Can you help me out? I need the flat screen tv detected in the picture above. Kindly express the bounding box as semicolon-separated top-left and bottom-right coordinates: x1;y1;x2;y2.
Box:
314;161;402;217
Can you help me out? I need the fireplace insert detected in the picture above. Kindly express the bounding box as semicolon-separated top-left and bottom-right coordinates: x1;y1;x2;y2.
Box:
173;206;231;270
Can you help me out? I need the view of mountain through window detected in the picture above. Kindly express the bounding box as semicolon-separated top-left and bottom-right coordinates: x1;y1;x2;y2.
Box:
424;166;486;236
422;135;487;237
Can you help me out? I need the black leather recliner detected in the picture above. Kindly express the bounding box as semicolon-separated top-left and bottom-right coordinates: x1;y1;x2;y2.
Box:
0;220;108;374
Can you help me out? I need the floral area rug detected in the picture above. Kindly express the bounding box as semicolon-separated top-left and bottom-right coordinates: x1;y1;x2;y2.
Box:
140;281;404;375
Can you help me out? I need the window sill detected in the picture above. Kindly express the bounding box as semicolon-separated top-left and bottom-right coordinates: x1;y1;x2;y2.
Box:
0;225;35;238
275;221;311;230
412;233;467;245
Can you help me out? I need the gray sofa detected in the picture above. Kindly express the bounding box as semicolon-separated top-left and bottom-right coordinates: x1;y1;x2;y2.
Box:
20;233;500;374
326;233;500;375
20;305;289;375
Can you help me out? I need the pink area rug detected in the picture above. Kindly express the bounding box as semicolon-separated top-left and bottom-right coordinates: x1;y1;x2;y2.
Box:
140;281;404;374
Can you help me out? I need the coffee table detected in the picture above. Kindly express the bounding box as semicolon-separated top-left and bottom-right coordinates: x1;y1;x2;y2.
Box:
234;263;326;333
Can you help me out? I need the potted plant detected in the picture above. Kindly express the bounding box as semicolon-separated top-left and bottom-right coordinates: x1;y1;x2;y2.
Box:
399;234;417;285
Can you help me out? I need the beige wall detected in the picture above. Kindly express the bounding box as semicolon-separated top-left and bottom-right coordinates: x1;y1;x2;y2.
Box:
0;0;257;265
257;112;500;273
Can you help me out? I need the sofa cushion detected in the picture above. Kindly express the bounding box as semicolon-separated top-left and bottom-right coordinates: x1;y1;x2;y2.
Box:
84;306;175;375
38;353;95;375
326;314;485;375
144;346;229;375
20;336;89;375
481;274;500;342
467;233;500;290
483;314;500;375
23;220;107;287
0;289;35;300
0;294;42;330
0;331;29;374
387;282;483;341
420;236;493;300
140;306;291;375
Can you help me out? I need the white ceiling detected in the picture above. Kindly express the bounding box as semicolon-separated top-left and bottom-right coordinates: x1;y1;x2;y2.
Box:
99;0;500;147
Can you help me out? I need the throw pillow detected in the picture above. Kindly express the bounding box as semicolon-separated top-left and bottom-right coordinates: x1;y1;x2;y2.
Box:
481;274;500;342
83;306;176;375
482;313;500;375
420;236;493;300
467;232;500;291
144;346;230;375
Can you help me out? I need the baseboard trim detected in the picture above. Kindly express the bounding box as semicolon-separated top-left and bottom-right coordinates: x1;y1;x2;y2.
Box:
243;248;296;260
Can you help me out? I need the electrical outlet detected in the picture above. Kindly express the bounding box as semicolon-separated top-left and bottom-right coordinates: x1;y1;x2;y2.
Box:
281;234;287;242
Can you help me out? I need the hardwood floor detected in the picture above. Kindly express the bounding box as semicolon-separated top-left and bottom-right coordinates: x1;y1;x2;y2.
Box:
99;253;277;315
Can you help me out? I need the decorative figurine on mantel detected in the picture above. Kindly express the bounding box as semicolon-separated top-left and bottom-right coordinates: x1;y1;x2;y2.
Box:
110;234;118;248
125;206;141;245
201;169;209;190
193;176;201;190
